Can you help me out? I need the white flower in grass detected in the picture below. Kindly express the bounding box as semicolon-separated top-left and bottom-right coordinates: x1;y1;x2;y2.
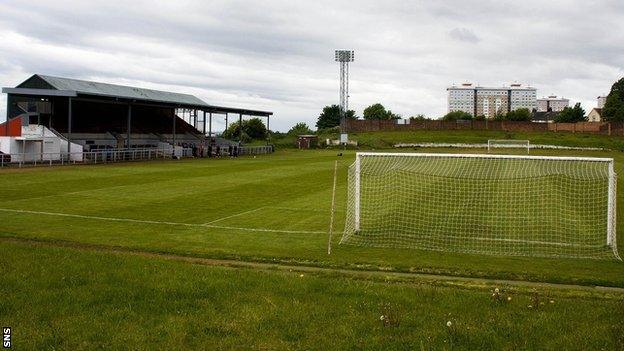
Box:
446;321;452;327
380;315;385;321
507;296;512;301
494;288;499;293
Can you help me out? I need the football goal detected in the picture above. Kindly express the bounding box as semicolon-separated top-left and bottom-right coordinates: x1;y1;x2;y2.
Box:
341;152;620;260
488;139;530;154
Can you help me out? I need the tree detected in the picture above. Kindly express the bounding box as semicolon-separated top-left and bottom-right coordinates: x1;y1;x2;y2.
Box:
555;103;587;123
363;103;400;120
316;105;356;130
222;117;267;141
493;109;506;121
222;121;248;142
504;108;532;121
602;77;624;122
387;110;402;120
442;110;472;121
409;114;429;121
287;122;314;136
244;118;268;139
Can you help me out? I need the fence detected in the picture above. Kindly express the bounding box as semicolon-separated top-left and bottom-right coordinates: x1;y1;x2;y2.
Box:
0;147;191;168
238;145;274;155
0;145;276;168
343;119;624;135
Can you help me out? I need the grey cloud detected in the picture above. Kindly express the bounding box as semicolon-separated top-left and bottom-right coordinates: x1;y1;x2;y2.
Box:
448;28;480;43
0;0;623;131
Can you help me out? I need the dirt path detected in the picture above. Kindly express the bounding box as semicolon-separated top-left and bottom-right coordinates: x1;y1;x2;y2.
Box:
3;236;624;295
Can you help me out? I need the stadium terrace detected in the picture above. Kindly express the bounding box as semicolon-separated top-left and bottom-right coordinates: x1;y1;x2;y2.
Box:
0;74;273;164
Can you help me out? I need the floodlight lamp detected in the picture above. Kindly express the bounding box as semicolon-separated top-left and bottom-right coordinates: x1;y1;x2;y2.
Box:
335;50;355;62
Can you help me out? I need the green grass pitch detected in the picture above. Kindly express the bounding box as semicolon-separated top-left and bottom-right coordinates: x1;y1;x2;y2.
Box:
1;146;624;349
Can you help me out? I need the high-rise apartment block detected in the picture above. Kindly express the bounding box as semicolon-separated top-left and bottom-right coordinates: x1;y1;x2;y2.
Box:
536;96;569;112
447;83;537;118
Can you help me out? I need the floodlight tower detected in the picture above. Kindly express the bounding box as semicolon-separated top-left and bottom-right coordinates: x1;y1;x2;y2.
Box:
335;50;354;131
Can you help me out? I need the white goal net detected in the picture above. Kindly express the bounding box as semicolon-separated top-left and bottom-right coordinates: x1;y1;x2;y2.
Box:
341;152;620;260
488;139;530;154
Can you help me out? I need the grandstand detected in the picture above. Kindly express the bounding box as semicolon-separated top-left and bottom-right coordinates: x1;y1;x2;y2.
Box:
1;74;273;163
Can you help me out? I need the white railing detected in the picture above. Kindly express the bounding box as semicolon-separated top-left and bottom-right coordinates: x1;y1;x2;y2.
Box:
239;145;274;155
0;144;275;168
0;147;194;168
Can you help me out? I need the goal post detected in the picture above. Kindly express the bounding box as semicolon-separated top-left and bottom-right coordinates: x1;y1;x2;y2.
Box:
354;154;361;231
608;160;617;247
488;139;530;154
342;152;620;260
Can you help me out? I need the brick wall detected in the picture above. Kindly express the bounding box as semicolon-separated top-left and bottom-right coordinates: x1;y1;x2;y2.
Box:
343;119;622;136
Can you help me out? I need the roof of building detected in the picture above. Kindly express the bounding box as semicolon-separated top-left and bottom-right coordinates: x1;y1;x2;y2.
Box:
4;74;273;116
537;96;569;101
590;108;603;115
37;74;208;107
448;84;536;91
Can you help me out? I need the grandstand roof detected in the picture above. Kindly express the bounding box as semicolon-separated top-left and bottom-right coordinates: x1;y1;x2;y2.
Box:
3;74;273;116
36;75;208;107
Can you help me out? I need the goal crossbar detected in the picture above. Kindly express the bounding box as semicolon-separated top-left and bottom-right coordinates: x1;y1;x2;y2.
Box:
355;152;613;162
345;152;619;260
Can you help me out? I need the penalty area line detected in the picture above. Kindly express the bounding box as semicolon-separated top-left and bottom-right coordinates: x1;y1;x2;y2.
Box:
205;224;323;234
203;205;343;226
0;208;325;235
203;206;267;225
268;206;344;213
10;184;135;202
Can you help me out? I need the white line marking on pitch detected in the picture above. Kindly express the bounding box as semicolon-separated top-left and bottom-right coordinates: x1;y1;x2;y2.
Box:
384;233;604;249
12;184;134;202
203;206;267;225
472;237;590;247
268;206;342;213
0;208;325;235
204;224;322;234
432;234;603;248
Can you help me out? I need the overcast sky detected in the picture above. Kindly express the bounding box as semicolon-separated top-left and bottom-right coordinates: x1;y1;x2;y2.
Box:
1;0;623;131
